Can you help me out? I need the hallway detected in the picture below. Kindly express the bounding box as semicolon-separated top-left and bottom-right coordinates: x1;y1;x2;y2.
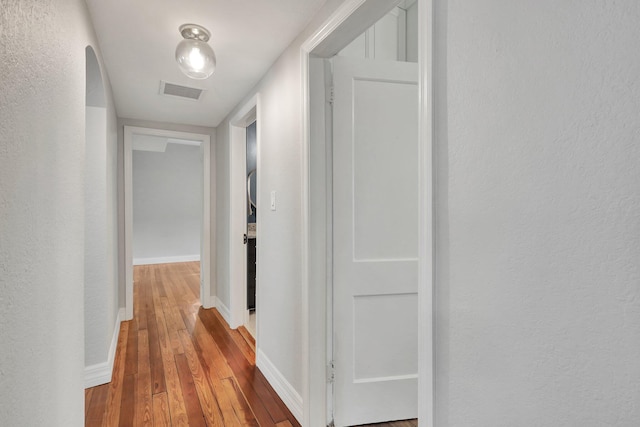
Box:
84;262;299;426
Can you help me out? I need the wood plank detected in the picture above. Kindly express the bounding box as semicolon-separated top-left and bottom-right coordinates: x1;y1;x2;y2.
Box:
135;267;148;331
167;270;197;305
118;374;135;427
160;267;191;320
102;321;129;427
160;355;189;426
183;262;201;297
275;421;294;427
160;295;185;355
237;325;256;351
175;353;207;427
180;307;196;334
210;378;243;427
211;309;255;364
85;388;94;417
177;329;226;427
153;283;190;426
124;319;138;376
145;295;166;394
85;384;109;427
229;323;256;364
232;369;282;427
134;330;153;427
152;393;171;427
156;270;167;297
221;377;259;427
192;320;235;380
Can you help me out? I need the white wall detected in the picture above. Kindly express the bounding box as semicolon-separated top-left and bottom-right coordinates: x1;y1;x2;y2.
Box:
133;143;202;263
434;1;640;425
0;0;118;424
118;118;216;302
85;106;109;367
84;46;120;381
216;0;346;402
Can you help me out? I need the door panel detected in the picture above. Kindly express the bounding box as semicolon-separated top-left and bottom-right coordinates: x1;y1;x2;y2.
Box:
332;57;419;427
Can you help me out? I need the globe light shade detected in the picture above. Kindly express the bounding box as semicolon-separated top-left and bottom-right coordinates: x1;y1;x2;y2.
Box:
175;38;216;80
175;24;216;80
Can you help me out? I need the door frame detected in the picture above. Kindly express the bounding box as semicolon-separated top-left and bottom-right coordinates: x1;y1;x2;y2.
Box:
228;95;260;331
300;0;434;425
123;126;212;320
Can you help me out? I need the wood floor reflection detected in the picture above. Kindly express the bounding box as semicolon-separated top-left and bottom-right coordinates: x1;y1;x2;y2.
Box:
85;262;298;426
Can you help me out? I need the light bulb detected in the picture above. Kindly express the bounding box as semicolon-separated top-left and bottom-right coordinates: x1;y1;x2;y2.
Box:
189;47;205;71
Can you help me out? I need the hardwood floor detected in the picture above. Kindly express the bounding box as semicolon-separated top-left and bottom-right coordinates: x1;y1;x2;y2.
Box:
85;262;299;427
85;262;417;427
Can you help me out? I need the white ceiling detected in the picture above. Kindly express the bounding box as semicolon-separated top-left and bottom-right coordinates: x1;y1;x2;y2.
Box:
85;0;327;127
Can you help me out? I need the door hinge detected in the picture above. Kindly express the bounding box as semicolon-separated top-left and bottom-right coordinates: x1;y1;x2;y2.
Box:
327;360;335;383
328;85;335;105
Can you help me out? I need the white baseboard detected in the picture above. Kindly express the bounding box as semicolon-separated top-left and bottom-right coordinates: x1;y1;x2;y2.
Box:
84;307;125;389
215;297;231;325
256;349;303;423
133;254;200;265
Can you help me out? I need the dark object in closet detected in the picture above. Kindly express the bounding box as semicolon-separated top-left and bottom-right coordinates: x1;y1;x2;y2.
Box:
247;237;256;310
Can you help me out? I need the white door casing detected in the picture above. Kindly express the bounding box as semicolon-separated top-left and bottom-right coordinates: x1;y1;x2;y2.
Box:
123;126;212;320
332;56;419;426
229;96;258;330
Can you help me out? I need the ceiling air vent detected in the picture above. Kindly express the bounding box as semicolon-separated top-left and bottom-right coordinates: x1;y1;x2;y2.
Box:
159;81;204;101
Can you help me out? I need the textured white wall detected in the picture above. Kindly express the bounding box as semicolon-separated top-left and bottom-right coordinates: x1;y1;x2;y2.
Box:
133;143;202;261
0;0;118;424
85;105;111;367
435;1;640;425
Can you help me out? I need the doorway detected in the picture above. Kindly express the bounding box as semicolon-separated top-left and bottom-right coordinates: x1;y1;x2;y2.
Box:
302;0;434;426
123;126;212;320
228;96;261;340
245;120;258;338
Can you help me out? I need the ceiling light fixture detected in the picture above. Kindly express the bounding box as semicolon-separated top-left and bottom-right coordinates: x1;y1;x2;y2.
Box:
175;23;216;80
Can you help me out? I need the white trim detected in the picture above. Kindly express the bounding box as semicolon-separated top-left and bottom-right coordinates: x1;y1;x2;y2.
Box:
256;349;303;423
201;137;213;309
215;296;231;325
124;126;212;320
417;1;435;426
84;308;124;389
228;95;260;330
133;254;200;266
301;1;434;426
228;124;247;329
124;129;134;320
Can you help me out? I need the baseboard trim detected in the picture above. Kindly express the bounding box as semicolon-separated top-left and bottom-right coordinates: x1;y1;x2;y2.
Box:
215;297;231;325
133;254;200;265
84;307;125;389
256;349;303;423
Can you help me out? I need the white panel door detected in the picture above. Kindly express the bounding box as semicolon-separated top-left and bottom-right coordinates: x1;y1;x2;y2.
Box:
332;56;419;427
